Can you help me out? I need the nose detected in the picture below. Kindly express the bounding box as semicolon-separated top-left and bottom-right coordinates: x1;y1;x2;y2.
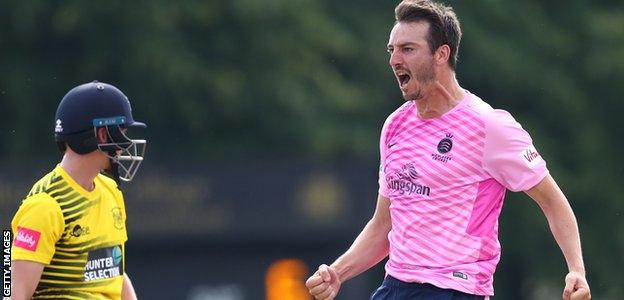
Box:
389;50;403;68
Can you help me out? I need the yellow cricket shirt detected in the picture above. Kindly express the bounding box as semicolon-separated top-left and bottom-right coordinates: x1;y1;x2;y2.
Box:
11;165;128;299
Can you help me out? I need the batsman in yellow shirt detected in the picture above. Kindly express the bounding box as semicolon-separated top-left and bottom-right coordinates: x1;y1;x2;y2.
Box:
11;81;147;300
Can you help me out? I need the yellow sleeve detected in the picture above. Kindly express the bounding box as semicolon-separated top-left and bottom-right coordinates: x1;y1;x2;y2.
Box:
11;193;64;264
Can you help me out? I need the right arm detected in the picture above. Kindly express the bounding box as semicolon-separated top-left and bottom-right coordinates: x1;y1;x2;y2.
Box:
331;194;391;282
306;195;391;299
10;193;64;300
11;260;45;300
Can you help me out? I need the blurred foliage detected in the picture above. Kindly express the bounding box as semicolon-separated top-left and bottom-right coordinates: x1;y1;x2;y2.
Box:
0;0;622;298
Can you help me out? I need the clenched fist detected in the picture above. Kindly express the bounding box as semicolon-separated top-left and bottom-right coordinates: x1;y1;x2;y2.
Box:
305;264;342;300
563;272;591;300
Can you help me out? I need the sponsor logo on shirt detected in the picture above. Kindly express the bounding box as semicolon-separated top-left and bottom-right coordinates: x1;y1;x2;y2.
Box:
14;227;41;252
84;245;123;281
399;163;419;180
520;145;542;168
386;163;431;196
432;133;453;163
70;224;90;238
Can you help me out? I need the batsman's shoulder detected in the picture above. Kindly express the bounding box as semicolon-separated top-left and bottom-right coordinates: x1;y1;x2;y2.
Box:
22;192;57;205
15;192;61;220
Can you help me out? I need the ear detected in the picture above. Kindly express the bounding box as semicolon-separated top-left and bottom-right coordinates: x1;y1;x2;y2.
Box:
435;44;451;66
96;127;108;144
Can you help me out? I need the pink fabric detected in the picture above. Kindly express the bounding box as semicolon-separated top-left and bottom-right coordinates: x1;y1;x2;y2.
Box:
378;91;548;296
466;179;505;238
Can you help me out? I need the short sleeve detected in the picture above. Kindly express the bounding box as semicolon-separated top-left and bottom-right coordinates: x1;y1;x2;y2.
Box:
483;110;549;192
378;116;392;198
11;193;64;264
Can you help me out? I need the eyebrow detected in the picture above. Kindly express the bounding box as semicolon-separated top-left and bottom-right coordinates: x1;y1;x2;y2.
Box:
387;42;419;49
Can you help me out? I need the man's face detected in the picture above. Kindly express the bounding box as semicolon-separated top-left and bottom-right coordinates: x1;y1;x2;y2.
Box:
387;21;436;101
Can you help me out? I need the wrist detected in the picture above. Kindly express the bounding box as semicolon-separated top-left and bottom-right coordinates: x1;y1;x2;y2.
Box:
568;268;586;277
329;262;347;283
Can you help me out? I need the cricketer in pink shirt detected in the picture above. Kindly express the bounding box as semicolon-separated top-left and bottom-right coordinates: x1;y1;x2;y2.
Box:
306;1;590;299
379;90;547;296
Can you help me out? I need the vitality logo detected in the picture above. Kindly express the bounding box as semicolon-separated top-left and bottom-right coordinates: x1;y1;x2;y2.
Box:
14;227;40;252
519;145;542;168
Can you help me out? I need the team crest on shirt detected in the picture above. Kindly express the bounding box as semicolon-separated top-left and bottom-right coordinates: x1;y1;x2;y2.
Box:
111;207;124;230
432;133;453;163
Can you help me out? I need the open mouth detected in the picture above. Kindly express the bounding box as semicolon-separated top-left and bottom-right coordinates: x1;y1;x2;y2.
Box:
397;73;411;87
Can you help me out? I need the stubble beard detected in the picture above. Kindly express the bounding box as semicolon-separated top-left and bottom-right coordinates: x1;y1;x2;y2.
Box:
403;59;436;102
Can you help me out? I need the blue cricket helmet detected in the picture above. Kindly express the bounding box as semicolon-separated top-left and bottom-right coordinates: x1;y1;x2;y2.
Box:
54;81;147;182
55;81;145;138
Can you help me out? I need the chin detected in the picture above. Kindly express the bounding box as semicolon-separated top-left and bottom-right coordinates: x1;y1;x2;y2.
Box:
402;91;422;101
402;95;412;102
400;89;413;101
400;85;422;101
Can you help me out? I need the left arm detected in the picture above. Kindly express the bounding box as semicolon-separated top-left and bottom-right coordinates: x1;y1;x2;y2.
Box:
122;273;138;300
525;174;591;300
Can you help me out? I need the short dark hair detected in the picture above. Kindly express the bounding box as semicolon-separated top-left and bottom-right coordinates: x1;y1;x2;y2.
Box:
395;0;462;69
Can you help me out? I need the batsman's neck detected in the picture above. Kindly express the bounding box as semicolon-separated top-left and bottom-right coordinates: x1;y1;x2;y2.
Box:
60;150;106;192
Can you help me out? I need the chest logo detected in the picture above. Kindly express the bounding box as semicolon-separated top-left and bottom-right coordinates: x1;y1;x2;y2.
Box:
432;133;453;163
437;134;453;154
84;245;124;281
111;207;124;230
386;163;430;196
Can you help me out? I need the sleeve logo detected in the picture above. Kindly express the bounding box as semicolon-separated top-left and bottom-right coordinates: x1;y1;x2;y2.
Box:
520;145;542;168
14;227;41;252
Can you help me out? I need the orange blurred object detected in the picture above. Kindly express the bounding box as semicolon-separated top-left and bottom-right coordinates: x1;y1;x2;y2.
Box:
265;258;312;300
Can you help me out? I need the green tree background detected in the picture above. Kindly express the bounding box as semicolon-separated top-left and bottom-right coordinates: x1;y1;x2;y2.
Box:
1;0;622;299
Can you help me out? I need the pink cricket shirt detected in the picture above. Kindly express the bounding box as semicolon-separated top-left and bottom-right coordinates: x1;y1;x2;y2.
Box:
378;91;548;296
